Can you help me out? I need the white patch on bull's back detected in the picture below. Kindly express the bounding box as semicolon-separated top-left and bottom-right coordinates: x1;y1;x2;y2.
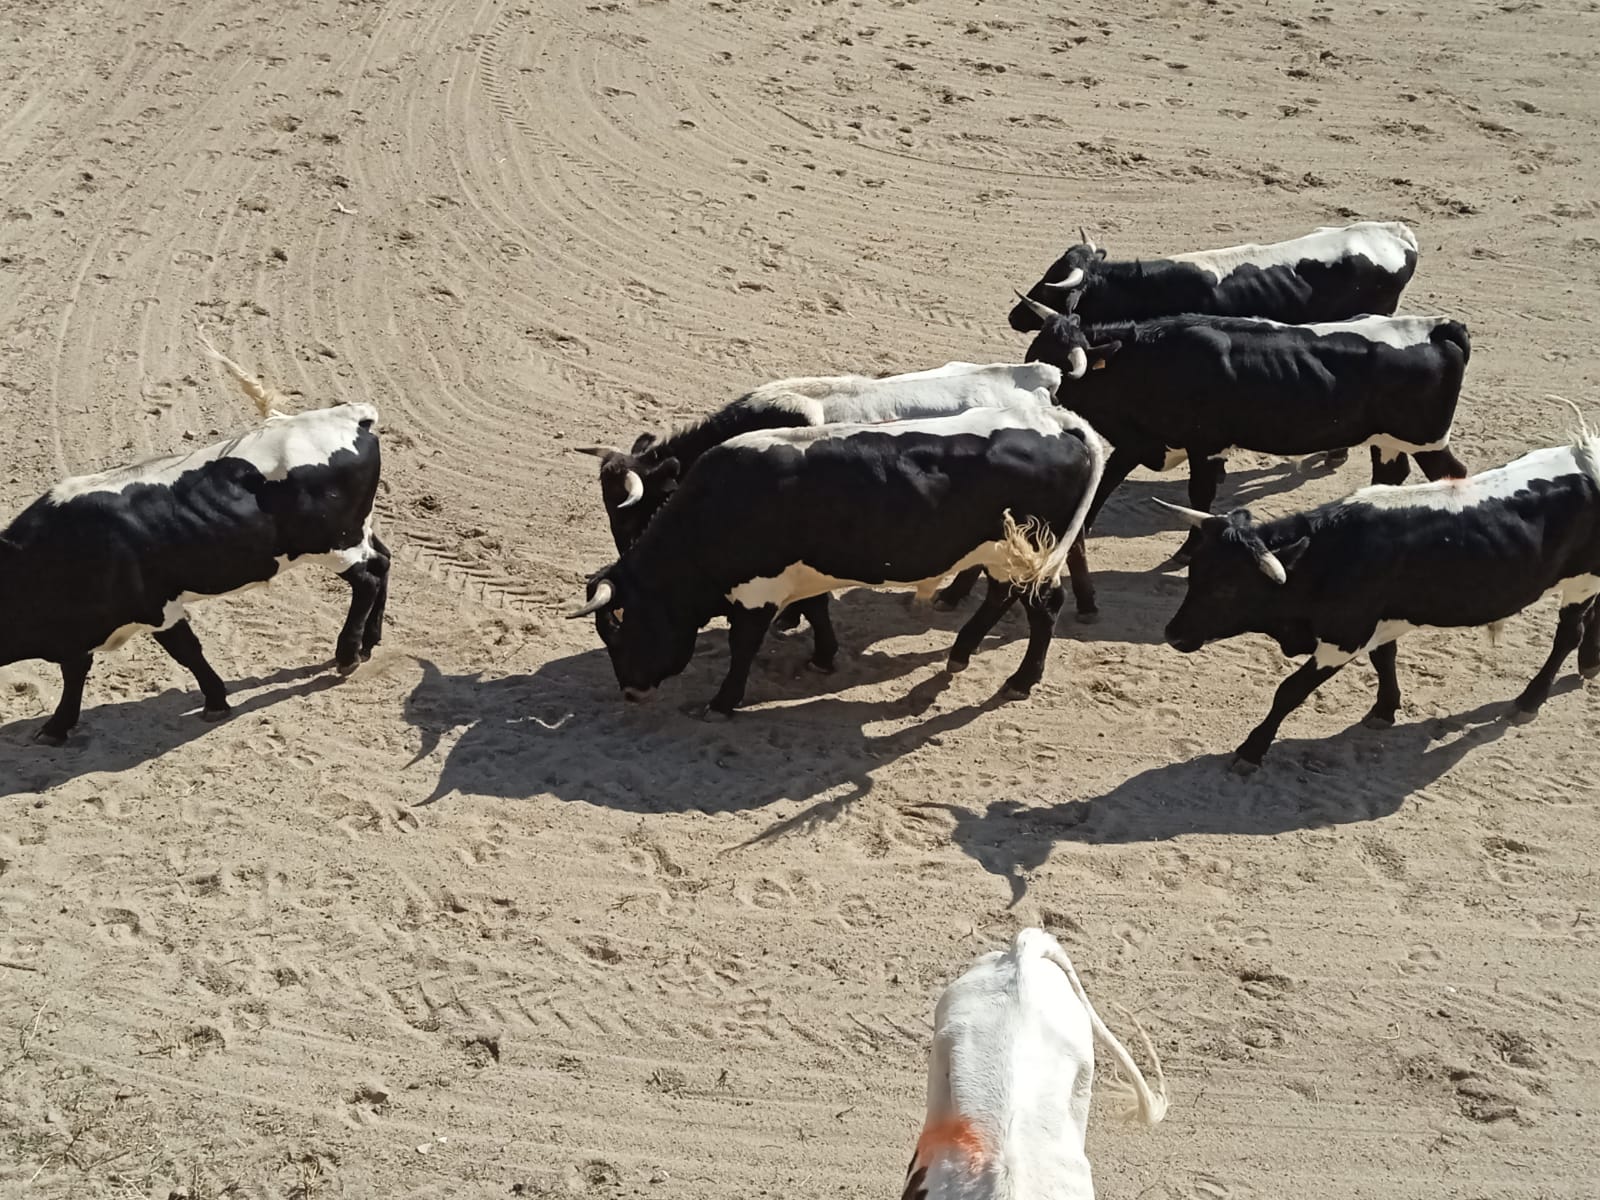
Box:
726;403;1071;457
1347;444;1582;512
743;361;1062;425
49;403;379;503
1168;221;1416;283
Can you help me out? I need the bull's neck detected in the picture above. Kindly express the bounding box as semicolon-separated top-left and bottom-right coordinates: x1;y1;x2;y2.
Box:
621;507;730;627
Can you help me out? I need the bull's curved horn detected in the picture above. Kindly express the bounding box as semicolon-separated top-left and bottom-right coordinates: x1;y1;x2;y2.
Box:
615;470;645;509
1256;550;1288;585
1013;289;1060;321
1079;226;1097;254
1151;497;1213;528
567;578;616;619
1067;346;1088;380
1040;267;1086;292
574;445;621;458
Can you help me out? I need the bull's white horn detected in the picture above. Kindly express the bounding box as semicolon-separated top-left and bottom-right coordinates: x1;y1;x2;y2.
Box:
1013;289;1060;321
1150;497;1213;528
1067;346;1088;379
574;445;620;458
1256;550;1288;585
1041;266;1086;292
616;469;645;509
1080;226;1097;254
567;578;616;618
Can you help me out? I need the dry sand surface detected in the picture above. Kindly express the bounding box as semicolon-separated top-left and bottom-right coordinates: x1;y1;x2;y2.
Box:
3;0;1599;1196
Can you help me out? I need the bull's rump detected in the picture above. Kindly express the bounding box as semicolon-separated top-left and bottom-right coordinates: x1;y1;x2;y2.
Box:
691;427;1096;601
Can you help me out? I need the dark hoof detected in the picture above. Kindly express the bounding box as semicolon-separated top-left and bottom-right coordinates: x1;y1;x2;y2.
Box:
1507;705;1539;726
806;658;836;675
360;647;376;662
998;681;1033;701
336;658;360;676
1230;755;1261;777
201;705;232;724
1362;714;1396;731
32;727;68;747
1582;663;1600;680
946;655;970;674
701;704;734;722
1075;609;1100;625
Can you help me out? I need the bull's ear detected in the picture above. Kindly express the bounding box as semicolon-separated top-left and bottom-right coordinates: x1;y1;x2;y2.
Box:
1275;536;1311;573
630;432;658;455
1088;339;1122;367
1095;247;1108;261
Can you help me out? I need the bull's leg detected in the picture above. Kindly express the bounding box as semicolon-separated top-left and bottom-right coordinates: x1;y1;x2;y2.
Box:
336;558;385;674
947;575;1019;673
153;620;232;720
933;566;984;612
1083;446;1144;533
793;594;838;673
35;654;94;746
773;606;802;632
708;604;776;716
1065;532;1098;622
1414;447;1469;480
1578;598;1600;680
1362;641;1402;729
1002;584;1066;699
360;534;393;659
1512;601;1587;721
1173;450;1225;563
1369;446;1411;486
1233;657;1346;773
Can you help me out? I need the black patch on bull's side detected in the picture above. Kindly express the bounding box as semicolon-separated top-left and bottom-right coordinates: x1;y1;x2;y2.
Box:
1007;245;1419;332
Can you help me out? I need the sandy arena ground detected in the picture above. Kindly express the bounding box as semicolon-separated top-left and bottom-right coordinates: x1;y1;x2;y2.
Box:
2;0;1599;1196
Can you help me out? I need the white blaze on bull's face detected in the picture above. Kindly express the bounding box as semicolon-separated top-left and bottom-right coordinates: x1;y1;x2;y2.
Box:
48;404;379;504
1167;220;1416;284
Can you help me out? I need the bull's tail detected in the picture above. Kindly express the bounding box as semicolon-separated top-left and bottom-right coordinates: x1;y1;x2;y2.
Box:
195;323;293;419
1548;395;1600;489
1028;931;1169;1128
1027;412;1107;589
1431;319;1471;365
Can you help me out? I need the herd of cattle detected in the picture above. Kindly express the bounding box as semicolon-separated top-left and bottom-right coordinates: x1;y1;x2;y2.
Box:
0;224;1592;1193
2;220;1599;776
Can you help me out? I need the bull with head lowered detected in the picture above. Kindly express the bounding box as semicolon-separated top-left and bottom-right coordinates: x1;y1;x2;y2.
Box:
570;404;1105;715
1160;425;1600;771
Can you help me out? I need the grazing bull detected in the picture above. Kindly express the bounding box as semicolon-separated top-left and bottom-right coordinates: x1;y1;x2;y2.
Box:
903;928;1168;1200
0;343;389;745
1007;221;1419;334
582;361;1099;650
1161;429;1600;772
569;406;1104;715
1019;299;1471;561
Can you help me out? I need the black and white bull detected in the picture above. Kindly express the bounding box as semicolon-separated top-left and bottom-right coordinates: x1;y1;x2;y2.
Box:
0;404;389;744
1019;302;1471;562
1007;221;1419;333
1161;433;1600;771
580;361;1099;648
569;406;1105;715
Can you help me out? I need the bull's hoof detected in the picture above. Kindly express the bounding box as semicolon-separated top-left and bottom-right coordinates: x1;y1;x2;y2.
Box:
1229;755;1261;777
201;705;232;724
336;657;361;677
1362;714;1396;731
1581;663;1600;680
360;646;376;662
998;680;1033;701
1075;609;1100;625
701;705;734;722
1507;704;1539;726
946;654;970;674
806;658;836;676
32;727;68;748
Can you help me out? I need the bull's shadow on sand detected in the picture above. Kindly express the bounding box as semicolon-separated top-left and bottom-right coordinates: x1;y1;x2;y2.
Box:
0;662;340;799
910;691;1534;905
404;590;1054;813
1094;458;1322;543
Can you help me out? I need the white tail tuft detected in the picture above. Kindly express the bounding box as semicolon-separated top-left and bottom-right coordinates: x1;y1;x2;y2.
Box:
993;510;1062;598
194;322;292;419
